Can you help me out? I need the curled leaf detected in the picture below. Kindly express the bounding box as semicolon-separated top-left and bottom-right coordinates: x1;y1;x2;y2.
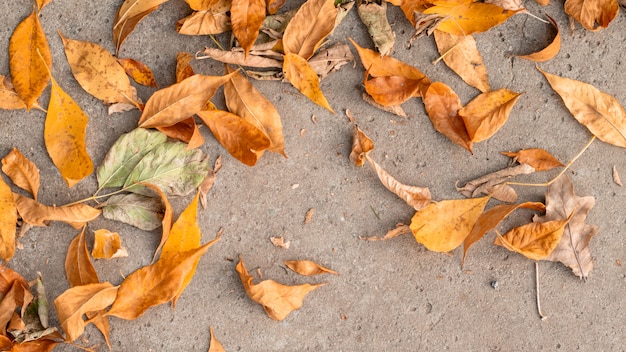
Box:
208;326;225;352
423;82;472;153
459;89;522;143
92;230;128;259
456;163;535;202
366;156;431;211
113;0;170;54
2;148;40;200
14;194;101;229
285;260;338;276
516;15;560;62
65;226;99;287
501;148;563;171
349;125;374;167
423;2;519;36
565;0;618;31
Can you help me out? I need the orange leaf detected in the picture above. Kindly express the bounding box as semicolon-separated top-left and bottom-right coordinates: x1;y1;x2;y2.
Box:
516;15;560;62
8;10;51;110
176;52;196;82
65;226;99;287
14;193;101;229
177;10;231;35
363;74;421;106
0;270;32;336
423;2;518;36
565;0;618;31
45;76;94;187
433;31;490;92
538;68;626;148
185;0;225;10
157;117;205;148
1;148;40;200
349;125;374;167
0;75;39;111
236;256;325;321
282;0;337;60
117;58;158;88
501;148;564;171
423;82;472;153
140;183;173;262
92;229;128;259
36;0;53;11
231;0;266;57
459;89;522;143
285;260;338;276
208;326;225;352
283;53;334;112
410;197;490;252
0;178;17;261
267;0;286;14
366;156;431;211
113;0;169;54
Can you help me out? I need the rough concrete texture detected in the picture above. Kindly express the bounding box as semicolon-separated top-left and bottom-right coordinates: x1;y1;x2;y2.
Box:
1;0;626;351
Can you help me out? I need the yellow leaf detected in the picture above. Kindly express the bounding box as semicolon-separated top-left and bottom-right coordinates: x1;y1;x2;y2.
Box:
282;0;338;60
423;82;472;153
459;89;522;143
349;125;374;167
410;197;490;252
65;226;99;287
45;76;93;187
423;2;518;36
224;65;286;156
36;0;53;11
236;256;325;321
208;326;226;352
92;229;128;259
0;178;17;261
14;193;101;229
284;260;338;276
283;53;334;112
565;0;618;31
8;10;51;110
176;10;231;35
117;58;158;88
185;0;222;10
516;15;560;62
231;0;266;57
433;31;490;92
113;0;170;54
1;148;40;200
538;68;626;148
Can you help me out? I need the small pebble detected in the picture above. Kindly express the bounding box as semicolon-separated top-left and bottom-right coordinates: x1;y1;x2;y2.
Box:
490;280;499;289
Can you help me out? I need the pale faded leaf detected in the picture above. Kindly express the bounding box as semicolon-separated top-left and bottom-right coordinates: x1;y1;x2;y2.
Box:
199;156;222;209
366;156;431;211
270;236;290;249
357;1;395;56
101;193;163;231
198;47;283;69
308;43;355;80
456;163;535;202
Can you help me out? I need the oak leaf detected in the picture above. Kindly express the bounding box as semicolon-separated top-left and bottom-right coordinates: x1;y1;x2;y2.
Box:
236;256;325;320
208;326;225;352
0;178;17;261
1;148;40;200
456;163;535;202
282;0;338;60
423;82;472;153
410;196;490;252
565;0;618;31
92;230;128;259
285;260;338;276
117;58;158;88
459;88;522;143
283;53;334;112
14;194;101;229
516;15;560;62
538;68;626;148
501;148;563;171
423;2;519;36
366;156;431;211
113;0;170;54
534;175;599;279
177;11;231;35
65;226;99;287
349;125;374;167
357;0;395;56
9;10;51;110
433;31;490;93
231;0;266;57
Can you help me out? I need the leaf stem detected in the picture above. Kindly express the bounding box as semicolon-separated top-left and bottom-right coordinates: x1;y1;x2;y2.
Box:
432;40;463;65
63;188;129;207
535;261;548;321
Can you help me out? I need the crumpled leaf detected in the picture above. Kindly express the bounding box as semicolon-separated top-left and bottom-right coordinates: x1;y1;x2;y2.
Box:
410;196;490;253
138;73;235;128
44;76;93;187
565;0;618;31
236;256;325;321
459;88;522;143
308;42;355;80
433;31;490;93
13;274;63;345
0;267;32;336
113;0;170;54
534;175;599;279
101;193;164;231
285;260;338;276
516;15;560;62
283;53;334;112
198;47;283;69
423;2;519;36
199;156;222;209
137;183;174;262
92;229;128;259
2;148;40;200
357;0;395;56
9;10;51;110
463;202;546;266
14;194;101;229
0;177;17;261
539;67;626;148
176;10;231;35
208;326;225;352
366;156;431;211
349;125;374;167
231;0;266;56
423;81;472;153
97;128;168;190
282;0;338;60
117;58;158;88
456;163;535;202
65;226;99;287
501;148;563;171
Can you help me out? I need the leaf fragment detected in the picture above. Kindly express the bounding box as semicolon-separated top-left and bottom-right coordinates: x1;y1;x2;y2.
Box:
282;0;338;60
113;0;170;54
92;230;128;259
366;157;431;211
283;53;334;112
349;125;374;167
14;194;101;229
285;260;338;276
199;156;222;209
0;177;17;261
308;43;355;80
270;236;290;249
459;88;522;143
433;31;490;92
516;15;561;62
0;75;39;110
501;148;563;171
65;226;99;287
423;82;472;153
2;148;40;200
613;165;622;186
208;326;225;352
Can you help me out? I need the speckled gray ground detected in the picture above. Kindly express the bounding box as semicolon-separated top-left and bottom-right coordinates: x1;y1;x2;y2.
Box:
1;1;625;351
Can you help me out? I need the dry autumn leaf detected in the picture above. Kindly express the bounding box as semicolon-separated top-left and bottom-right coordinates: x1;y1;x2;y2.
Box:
139;183;174;262
423;82;473;153
308;43;355;80
0;267;33;336
357;0;395;56
117;58;158;88
92;229;128;259
366;156;431;211
433;31;490;93
236;256;325;320
1;148;40;200
0;177;17;261
410;196;490;253
349;125;374;167
456;163;535;202
199;156;222;209
516;15;561;62
65;226;99;287
565;0;618;31
613;165;622;186
459;88;522;143
282;0;338;60
283;53;334;112
538;67;626;148
363;72;421;106
208;326;225;352
14;194;101;229
231;0;266;57
198;47;284;69
285;260;338;276
101;193;164;231
157;117;205;148
0;75;41;111
9;10;51;110
113;0;170;54
534;175;599;279
177;11;231;35
423;2;519;36
501;148;564;171
270;236;290;249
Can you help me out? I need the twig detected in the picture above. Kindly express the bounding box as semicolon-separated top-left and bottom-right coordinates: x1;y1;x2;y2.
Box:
535;261;548;321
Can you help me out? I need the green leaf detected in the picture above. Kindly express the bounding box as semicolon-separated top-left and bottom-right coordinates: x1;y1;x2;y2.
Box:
97;128;167;189
123;142;209;197
101;193;164;231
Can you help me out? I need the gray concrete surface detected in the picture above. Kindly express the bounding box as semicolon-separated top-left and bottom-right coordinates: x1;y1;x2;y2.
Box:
1;0;625;351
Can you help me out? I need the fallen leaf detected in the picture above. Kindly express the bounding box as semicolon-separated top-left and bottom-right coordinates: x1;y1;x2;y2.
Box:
534;175;599;279
456;163;535;202
101;193;164;231
177;11;231;35
484;0;525;11
410;197;490;252
433;31;490;93
357;0;395;56
113;0;170;54
0;268;32;335
359;223;411;241
65;226;99;287
565;0;618;31
366;156;431;211
2;148;40;200
423;2;519;36
141;184;174;262
613;165;622;186
283;53;334;112
516;15;561;62
501;148;564;171
304;208;314;224
198;47;284;69
363;72;421;106
463;202;546;265
361;92;407;117
349;125;374;167
0;177;17;261
266;0;285;14
282;0;338;60
536;0;549;4
199;156;222;209
459;88;522;143
236;256;325;320
208;326;225;352
92;230;128;259
270;236;290;249
423;82;472;153
117;58;158;88
9;10;51;110
409;12;446;40
538;68;626;148
308;43;355;80
185;0;223;10
14;193;101;229
44;76;93;187
285;260;338;275
0;75;38;110
157;118;205;148
231;0;266;56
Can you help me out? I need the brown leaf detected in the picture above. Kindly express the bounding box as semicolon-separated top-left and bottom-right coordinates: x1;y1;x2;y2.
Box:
270;236;290;249
65;226;99;287
282;0;338;60
113;0;169;54
433;31;490;93
565;0;618;31
177;11;231;35
266;0;285;14
198;47;284;69
283;53;334;112
236;256;325;320
423;2;519;36
117;58;158;88
357;1;395;56
516;15;561;62
459;89;522;143
423;82;472;153
199;156;222;209
0;178;17;261
366;156;431;211
0;268;32;335
456;163;535;202
538;68;626;148
536;0;549;4
484;0;525;11
361;92;407;117
231;0;266;56
14;194;101;229
285;260;338;276
463;202;546;266
176;52;197;82
208;326;226;352
359;223;411;241
308;43;355;80
410;197;490;252
9;10;51;110
1;148;40;200
349;125;374;167
157;117;205;148
613;165;622;186
92;229;128;259
534;175;599;279
501;148;564;171
185;0;229;11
